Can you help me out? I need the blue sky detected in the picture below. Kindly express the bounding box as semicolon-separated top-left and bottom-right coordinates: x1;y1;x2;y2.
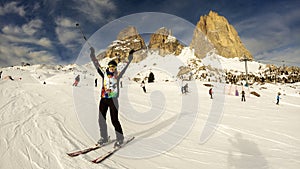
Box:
0;0;299;67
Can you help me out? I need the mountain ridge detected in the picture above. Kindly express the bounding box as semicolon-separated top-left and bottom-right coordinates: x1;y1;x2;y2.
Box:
101;11;252;62
1;48;299;85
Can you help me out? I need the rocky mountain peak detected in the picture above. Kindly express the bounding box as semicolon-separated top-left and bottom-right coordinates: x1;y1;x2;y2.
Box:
148;27;184;56
104;26;146;60
102;11;253;63
117;26;140;41
190;10;253;60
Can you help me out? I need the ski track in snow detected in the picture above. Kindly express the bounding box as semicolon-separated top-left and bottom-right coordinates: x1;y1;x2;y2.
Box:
0;81;98;169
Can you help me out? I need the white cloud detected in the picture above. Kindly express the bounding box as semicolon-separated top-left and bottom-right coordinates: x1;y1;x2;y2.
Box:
55;17;81;49
235;8;300;66
72;0;117;23
0;16;55;67
37;38;52;48
0;2;25;17
0;42;56;67
32;2;41;11
55;17;74;27
22;19;43;36
27;50;56;63
255;47;300;67
2;19;43;36
237;13;288;54
1;19;52;48
2;25;22;35
2;32;52;48
241;37;277;56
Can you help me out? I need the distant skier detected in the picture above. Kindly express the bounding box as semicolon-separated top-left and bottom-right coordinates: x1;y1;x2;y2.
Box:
90;47;134;148
95;78;98;87
141;80;146;93
241;90;246;102
182;83;188;94
209;88;213;99
73;75;80;86
276;92;281;105
181;85;184;94
180;80;184;94
235;86;239;96
0;71;2;79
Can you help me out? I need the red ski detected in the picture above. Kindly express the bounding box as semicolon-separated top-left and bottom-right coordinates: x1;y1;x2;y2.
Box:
91;136;135;164
67;138;115;157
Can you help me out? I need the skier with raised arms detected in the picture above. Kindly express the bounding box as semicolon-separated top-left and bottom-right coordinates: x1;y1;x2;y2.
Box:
90;47;134;148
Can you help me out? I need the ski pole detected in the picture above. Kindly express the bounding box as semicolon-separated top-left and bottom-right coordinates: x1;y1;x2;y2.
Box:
75;23;92;48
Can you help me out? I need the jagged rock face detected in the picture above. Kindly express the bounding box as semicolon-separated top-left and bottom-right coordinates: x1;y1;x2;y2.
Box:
191;11;253;60
105;26;146;60
177;66;192;77
190;28;214;59
148;27;184;56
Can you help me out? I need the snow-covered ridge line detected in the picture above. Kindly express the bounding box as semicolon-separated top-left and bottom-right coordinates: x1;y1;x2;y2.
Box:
1;47;299;85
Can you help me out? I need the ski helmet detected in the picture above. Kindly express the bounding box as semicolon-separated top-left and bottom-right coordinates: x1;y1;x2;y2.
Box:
108;60;117;67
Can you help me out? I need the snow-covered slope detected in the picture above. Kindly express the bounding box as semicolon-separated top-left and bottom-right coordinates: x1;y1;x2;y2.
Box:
0;52;300;169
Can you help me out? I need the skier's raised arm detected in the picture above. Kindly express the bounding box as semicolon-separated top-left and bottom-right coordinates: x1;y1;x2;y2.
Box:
119;50;134;78
90;47;104;78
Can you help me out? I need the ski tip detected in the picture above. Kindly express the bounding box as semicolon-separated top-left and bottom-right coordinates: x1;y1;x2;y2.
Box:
91;159;98;164
67;153;78;157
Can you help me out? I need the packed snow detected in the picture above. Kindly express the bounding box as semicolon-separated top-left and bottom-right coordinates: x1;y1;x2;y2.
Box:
0;49;300;169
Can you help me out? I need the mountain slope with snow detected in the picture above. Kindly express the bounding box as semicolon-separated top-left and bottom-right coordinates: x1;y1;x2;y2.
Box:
0;52;300;169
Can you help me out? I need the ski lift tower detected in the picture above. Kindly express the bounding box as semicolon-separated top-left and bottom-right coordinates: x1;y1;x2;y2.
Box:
240;55;251;86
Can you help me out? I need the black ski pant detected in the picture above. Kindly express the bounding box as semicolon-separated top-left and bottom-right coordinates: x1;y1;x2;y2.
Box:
99;98;124;141
241;95;246;102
